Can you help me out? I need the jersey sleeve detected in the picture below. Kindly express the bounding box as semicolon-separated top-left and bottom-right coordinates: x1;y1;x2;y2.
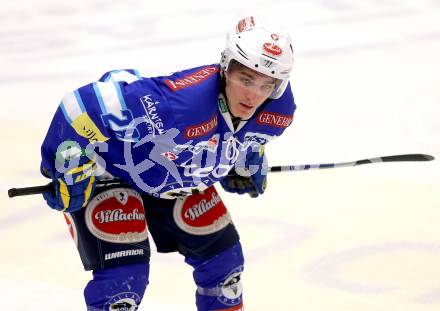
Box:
40;84;111;179
40;69;171;180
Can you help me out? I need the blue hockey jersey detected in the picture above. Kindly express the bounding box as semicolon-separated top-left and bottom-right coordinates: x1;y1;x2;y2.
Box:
41;64;296;199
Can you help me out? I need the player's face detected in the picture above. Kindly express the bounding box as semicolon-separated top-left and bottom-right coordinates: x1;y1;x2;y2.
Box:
224;66;276;119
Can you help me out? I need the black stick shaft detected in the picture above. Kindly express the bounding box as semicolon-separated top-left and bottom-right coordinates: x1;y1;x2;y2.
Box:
8;179;125;198
8;183;52;198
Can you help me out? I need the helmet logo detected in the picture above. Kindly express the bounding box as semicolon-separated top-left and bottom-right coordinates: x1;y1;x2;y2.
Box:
263;33;283;56
262;42;282;56
236;16;256;33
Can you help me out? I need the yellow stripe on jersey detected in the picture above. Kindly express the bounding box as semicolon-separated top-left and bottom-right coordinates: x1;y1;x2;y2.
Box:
71;112;109;143
67;159;96;175
58;178;70;211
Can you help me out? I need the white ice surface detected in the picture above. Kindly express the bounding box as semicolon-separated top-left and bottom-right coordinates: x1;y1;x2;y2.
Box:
1;0;439;310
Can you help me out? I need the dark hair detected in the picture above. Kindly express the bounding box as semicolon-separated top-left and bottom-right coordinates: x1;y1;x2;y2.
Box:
221;60;245;94
227;59;246;72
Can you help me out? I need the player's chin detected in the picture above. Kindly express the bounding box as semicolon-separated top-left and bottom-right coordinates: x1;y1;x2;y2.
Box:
237;110;255;119
241;110;255;120
242;108;257;119
230;104;255;119
237;105;256;119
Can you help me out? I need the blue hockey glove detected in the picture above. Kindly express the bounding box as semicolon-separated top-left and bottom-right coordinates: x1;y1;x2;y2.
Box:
220;146;268;198
43;159;97;212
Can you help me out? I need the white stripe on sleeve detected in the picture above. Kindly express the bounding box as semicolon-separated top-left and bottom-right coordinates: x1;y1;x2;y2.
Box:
61;91;84;123
94;82;124;119
109;70;139;83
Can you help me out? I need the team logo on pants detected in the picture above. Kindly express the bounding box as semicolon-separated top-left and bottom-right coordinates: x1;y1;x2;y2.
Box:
85;188;148;243
173;186;231;235
218;266;244;306
105;292;140;311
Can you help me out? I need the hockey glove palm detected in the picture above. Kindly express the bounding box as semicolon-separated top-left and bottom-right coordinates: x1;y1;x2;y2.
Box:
43;160;97;212
220;147;267;198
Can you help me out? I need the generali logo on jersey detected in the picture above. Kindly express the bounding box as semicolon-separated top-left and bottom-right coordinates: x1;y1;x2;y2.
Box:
184;113;218;139
165;66;219;91
256;111;293;128
173;186;231;235
85;188;148;244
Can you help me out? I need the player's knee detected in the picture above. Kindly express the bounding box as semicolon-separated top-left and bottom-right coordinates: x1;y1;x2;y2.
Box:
191;242;244;284
84;262;149;310
188;243;245;311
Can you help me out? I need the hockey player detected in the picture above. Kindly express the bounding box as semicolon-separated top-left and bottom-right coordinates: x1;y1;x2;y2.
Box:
40;16;295;311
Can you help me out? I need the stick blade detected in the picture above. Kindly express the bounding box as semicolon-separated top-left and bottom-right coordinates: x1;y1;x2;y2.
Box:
381;154;435;162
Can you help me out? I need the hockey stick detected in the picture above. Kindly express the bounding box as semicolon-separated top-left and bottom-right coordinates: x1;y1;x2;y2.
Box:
269;153;434;173
8;179;126;198
7;153;434;198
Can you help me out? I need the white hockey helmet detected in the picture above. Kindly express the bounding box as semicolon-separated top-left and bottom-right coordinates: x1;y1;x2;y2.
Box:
220;16;294;99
